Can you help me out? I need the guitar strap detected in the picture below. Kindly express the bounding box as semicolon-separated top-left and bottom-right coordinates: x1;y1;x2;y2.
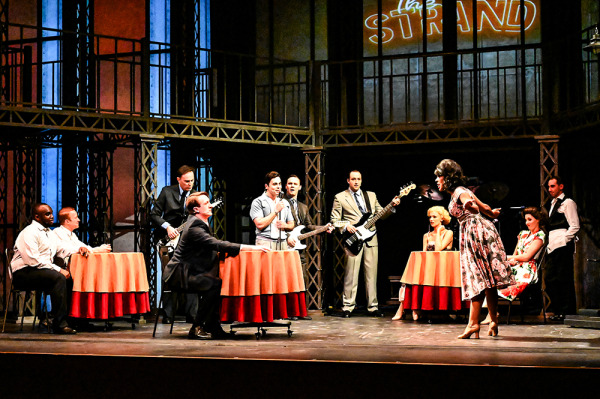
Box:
363;191;372;213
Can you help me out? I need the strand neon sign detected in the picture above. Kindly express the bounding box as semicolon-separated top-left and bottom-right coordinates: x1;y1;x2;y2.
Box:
365;0;539;45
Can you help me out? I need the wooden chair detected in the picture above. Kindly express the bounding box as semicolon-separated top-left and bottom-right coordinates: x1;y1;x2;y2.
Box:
152;245;178;337
502;247;548;324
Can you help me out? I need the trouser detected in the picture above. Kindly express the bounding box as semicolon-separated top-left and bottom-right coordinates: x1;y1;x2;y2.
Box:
342;244;379;313
12;267;69;330
193;279;223;333
544;241;576;315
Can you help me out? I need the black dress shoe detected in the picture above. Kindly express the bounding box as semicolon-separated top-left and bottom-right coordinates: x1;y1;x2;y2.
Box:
289;316;299;321
188;325;211;340
209;327;235;340
54;326;77;334
298;316;312;320
368;310;385;317
343;311;352;318
162;316;172;325
549;314;565;321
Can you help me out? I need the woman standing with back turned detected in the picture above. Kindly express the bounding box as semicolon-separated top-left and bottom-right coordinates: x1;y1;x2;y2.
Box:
434;159;514;339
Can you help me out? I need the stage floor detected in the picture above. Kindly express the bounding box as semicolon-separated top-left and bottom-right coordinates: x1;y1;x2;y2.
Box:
2;310;600;367
1;311;599;398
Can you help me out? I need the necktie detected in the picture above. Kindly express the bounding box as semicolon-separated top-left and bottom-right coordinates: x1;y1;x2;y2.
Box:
354;192;367;214
180;192;186;212
291;199;298;218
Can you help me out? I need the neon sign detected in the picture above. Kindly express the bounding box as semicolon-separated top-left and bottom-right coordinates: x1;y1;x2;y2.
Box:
365;0;539;45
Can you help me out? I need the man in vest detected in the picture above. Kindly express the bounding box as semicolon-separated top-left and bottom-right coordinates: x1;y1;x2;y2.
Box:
545;176;580;321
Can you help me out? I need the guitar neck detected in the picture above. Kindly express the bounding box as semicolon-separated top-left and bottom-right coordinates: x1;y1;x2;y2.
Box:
364;201;395;230
297;225;330;241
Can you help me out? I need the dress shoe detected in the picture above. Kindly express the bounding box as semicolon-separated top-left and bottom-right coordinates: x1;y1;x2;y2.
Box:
289;316;299;321
209;327;236;340
54;326;77;335
549;314;565;322
188;325;211;340
368;310;385;317
487;321;499;337
298;316;312;320
162;316;172;325
457;324;480;339
343;310;352;318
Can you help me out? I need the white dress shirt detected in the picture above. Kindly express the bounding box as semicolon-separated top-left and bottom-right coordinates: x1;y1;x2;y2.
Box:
52;225;93;258
10;220;68;273
547;193;580;253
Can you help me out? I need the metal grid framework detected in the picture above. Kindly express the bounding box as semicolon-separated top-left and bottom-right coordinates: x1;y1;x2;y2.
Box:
538;135;559;208
14;143;37;231
331;234;345;308
303;149;325;309
0;0;7;103
211;179;226;241
136;137;159;307
0;140;8;311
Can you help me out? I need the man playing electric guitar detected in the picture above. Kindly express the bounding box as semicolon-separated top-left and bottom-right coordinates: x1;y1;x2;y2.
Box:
283;175;333;319
330;170;401;318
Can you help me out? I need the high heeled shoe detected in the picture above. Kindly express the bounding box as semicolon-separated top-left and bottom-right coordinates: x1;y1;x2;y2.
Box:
488;321;498;337
392;304;405;321
457;325;480;339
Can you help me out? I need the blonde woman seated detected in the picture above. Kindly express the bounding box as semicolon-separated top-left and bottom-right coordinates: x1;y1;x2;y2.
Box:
482;206;547;324
393;206;454;321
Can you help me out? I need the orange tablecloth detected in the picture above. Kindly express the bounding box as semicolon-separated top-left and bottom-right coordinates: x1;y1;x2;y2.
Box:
69;253;151;319
400;251;467;311
220;250;308;323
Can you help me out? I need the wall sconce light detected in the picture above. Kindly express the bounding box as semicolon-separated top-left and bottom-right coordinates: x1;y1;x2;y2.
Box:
584;26;600;54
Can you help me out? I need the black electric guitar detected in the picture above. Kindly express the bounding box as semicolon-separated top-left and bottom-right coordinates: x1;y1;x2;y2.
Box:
342;183;415;256
158;197;223;248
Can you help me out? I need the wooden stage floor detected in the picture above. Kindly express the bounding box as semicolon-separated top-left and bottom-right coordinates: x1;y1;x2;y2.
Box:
1;310;599;398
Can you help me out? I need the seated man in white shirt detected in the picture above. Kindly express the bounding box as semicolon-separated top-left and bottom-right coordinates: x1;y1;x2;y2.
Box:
53;207;112;261
10;203;89;334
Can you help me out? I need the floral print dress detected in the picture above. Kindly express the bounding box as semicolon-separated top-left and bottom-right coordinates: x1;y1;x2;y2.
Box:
498;230;545;301
448;187;515;300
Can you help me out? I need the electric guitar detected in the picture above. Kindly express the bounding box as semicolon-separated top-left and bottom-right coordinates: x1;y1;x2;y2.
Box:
342;183;416;256
158;197;223;249
287;221;348;250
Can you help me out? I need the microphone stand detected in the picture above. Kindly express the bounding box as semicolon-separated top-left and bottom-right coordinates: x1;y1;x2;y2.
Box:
276;193;283;250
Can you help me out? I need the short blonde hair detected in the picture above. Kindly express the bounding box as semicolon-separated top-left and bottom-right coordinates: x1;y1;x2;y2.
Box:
427;206;451;225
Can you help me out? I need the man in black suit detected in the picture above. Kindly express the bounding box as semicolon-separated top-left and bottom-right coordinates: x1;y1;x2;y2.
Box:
163;192;267;339
150;164;198;324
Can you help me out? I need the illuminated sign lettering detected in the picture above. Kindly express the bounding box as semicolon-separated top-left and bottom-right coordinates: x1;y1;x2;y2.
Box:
365;0;539;45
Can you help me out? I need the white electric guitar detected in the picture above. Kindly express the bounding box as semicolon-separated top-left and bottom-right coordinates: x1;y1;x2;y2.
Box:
287;221;348;250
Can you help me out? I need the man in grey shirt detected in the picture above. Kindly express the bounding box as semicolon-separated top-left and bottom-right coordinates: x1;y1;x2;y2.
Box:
250;171;294;249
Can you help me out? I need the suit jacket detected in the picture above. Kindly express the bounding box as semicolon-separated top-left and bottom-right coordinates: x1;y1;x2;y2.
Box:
330;189;384;247
163;216;240;292
150;184;197;234
285;196;317;231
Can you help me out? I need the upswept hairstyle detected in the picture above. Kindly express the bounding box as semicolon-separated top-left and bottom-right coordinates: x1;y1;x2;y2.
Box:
434;159;467;191
427;206;451;225
522;206;549;237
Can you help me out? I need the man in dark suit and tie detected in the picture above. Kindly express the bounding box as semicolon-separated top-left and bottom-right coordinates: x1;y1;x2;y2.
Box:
163;192;267;339
284;174;332;319
150;164;198;324
330;170;400;318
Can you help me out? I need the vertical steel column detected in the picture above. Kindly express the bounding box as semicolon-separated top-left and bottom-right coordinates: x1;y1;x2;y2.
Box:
86;135;113;247
537;135;559;207
211;179;227;241
304;148;325;309
0;139;8;311
14;142;38;231
137;136;159;308
0;0;8;103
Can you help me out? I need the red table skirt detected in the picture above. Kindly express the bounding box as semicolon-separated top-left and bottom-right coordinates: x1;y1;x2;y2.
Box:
403;285;468;311
220;292;307;323
70;292;151;319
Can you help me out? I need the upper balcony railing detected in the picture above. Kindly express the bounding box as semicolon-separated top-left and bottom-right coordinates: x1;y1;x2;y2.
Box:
3;22;598;138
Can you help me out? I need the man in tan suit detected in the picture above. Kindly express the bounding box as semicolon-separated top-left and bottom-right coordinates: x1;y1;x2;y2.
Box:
330;170;400;317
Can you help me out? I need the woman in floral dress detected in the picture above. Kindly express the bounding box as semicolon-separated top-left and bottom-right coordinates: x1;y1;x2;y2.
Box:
434;159;514;339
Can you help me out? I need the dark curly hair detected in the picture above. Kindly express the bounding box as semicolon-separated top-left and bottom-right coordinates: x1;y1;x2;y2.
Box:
522;206;549;238
434;159;466;191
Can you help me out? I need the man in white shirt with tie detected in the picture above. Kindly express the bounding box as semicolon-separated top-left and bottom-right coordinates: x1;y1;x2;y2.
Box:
330;170;400;317
53;207;112;261
545;176;580;320
10;203;88;334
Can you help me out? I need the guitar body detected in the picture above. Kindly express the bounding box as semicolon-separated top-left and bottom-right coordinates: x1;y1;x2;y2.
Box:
287;225;307;250
342;213;376;257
